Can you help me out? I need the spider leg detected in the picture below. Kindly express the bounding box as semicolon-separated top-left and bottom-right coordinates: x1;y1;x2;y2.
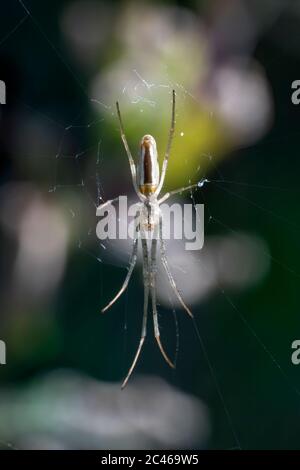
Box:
159;214;193;318
158;179;209;204
150;236;175;369
121;237;149;388
97;196;125;211
116;101;146;202
159;184;198;205
155;90;176;197
101;220;139;313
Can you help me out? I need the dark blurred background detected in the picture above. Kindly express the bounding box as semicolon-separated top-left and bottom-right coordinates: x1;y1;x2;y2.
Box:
0;0;299;450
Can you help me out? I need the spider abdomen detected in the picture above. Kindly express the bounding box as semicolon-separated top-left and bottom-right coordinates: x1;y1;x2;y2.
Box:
138;135;159;196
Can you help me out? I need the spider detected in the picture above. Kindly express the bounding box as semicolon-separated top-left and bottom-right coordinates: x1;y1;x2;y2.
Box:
101;90;200;388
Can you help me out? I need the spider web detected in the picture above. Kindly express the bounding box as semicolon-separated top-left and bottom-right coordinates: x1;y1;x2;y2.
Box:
0;0;299;451
42;77;300;450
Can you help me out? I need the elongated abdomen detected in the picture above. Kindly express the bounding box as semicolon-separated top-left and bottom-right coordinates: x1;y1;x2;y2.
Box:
138;135;159;196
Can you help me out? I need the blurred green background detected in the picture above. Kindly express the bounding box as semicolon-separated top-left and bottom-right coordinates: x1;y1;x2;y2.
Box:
0;0;299;450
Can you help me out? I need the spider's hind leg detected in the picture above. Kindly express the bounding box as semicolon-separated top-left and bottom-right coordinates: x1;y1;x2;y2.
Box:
159;214;193;318
101;214;140;314
101;240;138;314
121;237;149;388
150;237;175;369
